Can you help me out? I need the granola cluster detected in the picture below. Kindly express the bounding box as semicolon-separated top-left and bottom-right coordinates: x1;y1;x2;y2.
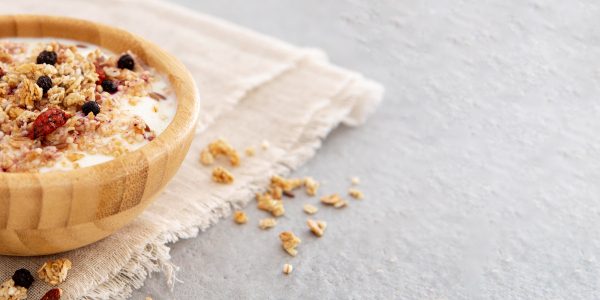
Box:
0;279;27;300
0;40;169;173
279;231;301;256
37;258;72;286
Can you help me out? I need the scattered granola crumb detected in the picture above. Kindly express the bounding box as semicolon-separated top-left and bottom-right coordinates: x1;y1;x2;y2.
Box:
283;264;293;275
351;176;360;185
303;203;319;215
212;166;234;184
207;138;240;166
200;149;214;165
256;192;285;217
320;194;346;208
258;218;277;229
38;258;72;286
279;231;301;256
307;219;327;237
145;297;153;300
261;140;270;150
233;211;247;224
0;279;27;300
348;188;364;199
271;175;304;192
245;146;256;157
333;200;348;208
304;177;320;196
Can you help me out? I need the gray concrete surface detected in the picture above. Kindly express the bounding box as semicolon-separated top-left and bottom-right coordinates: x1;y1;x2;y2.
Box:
136;1;600;299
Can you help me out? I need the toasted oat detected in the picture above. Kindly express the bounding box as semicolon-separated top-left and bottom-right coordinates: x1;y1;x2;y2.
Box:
245;146;256;157
38;258;72;286
233;211;247;224
351;176;360;185
261;140;270;150
269;185;283;200
145;297;153;300
256;192;285;217
258;218;277;229
307;219;327;237
304;177;319;196
279;231;301;256
303;204;319;215
148;91;167;101
333;200;347;208
66;152;84;162
200;149;214;165
212;166;234;184
0;279;27;300
207;139;240;167
271;175;304;192
348;188;364;199
320;194;347;208
283;264;293;275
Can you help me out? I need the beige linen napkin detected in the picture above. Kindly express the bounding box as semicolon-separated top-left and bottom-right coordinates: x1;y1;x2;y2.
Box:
0;0;383;299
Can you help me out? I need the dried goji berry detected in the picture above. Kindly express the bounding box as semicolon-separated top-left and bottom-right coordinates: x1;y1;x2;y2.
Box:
29;108;71;140
95;63;106;85
40;288;62;300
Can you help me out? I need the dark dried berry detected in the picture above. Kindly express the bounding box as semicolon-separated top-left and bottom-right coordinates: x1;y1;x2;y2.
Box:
12;268;34;288
36;50;57;65
101;79;118;94
82;101;101;116
0;67;4;78
37;75;53;94
117;54;135;70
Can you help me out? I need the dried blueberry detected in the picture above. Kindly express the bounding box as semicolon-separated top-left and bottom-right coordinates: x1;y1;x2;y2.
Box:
36;50;57;65
12;268;34;288
37;75;53;94
82;101;100;116
101;79;118;94
117;54;135;70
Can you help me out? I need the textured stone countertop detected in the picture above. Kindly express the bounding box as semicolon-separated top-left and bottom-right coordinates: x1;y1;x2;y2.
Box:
135;1;600;299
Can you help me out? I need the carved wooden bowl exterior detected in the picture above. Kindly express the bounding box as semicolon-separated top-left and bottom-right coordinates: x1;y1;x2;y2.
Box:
0;15;199;256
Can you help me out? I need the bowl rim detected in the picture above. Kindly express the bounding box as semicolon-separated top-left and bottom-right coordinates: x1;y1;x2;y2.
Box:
0;15;200;180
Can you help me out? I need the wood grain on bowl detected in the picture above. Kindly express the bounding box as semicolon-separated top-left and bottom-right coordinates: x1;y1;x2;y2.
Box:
0;15;199;256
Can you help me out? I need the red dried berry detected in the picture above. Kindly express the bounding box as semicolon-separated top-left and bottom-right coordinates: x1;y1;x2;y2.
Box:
40;288;62;300
95;63;106;85
29;108;71;140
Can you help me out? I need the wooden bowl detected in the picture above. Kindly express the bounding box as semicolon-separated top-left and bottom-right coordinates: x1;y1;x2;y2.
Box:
0;16;199;256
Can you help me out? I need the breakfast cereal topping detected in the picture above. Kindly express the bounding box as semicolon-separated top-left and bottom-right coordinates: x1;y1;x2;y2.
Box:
351;176;360;185
283;264;293;275
303;204;318;215
11;269;33;289
279;231;301;256
81;101;100;116
256;192;285;217
36;50;57;65
0;279;27;300
40;288;62;300
38;258;72;286
200;149;215;165
117;53;135;70
244;146;255;156
36;75;52;94
304;177;319;196
206;139;240;167
271;175;303;192
307;219;327;237
0;39;177;173
100;79;118;94
233;211;247;224
320;194;346;207
212;166;234;184
258;218;277;229
348;188;364;199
